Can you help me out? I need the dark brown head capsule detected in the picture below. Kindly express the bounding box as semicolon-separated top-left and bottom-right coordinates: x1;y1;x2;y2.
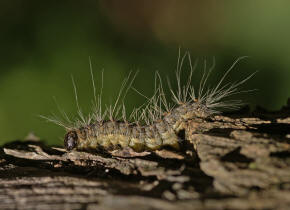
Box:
64;131;78;151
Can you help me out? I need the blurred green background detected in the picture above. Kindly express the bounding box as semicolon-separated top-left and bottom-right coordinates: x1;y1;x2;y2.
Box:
0;0;289;145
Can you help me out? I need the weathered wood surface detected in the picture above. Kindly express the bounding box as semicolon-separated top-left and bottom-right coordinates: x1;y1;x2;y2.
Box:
0;100;290;210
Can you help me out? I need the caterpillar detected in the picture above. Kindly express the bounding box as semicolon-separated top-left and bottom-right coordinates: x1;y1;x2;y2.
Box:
43;51;255;152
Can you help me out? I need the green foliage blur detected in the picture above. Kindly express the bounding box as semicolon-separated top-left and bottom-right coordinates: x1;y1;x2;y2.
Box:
0;1;289;144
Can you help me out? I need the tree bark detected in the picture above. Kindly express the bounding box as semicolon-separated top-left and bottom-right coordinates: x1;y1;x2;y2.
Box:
1;100;290;210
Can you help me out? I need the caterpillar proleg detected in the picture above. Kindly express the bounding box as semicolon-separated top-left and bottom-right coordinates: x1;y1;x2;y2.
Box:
43;52;255;152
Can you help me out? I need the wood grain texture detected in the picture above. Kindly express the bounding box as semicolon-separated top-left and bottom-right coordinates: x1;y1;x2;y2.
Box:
0;99;290;210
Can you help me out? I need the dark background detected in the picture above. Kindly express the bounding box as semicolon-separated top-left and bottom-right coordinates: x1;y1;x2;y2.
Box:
0;0;289;144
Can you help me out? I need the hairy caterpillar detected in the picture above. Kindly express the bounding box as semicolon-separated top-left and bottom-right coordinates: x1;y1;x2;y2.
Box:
43;51;255;152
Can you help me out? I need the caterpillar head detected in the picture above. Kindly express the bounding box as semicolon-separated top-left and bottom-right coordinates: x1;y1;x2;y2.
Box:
64;130;78;151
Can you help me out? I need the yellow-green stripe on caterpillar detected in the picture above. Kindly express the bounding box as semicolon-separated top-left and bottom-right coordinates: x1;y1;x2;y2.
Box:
42;51;255;152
